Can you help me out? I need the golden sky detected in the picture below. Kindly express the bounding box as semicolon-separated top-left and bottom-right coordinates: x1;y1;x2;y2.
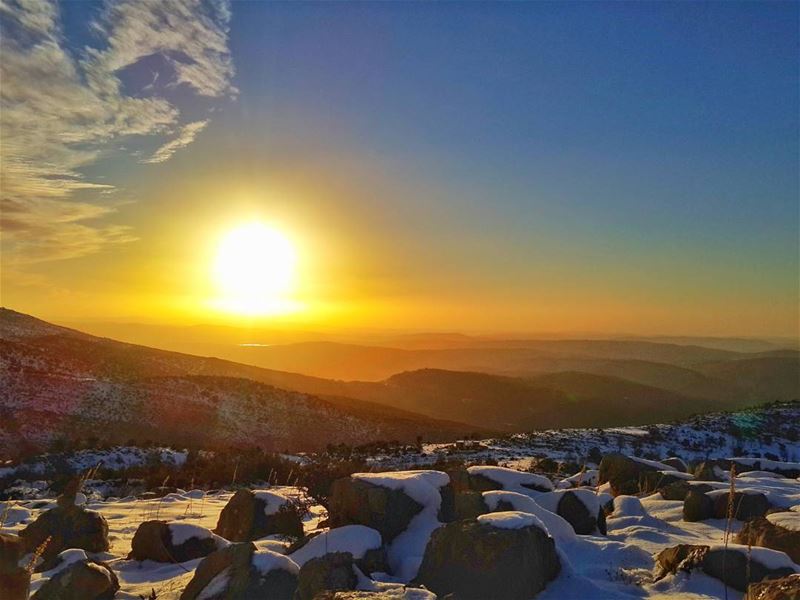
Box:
1;1;798;338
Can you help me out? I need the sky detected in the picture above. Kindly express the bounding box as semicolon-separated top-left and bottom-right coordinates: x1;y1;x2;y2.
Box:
1;0;798;337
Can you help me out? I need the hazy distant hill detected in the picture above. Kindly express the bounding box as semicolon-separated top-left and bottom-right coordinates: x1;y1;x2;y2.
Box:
2;309;797;456
341;368;725;431
697;356;800;401
209;339;746;381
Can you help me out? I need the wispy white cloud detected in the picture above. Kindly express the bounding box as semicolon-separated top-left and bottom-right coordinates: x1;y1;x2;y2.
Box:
142;120;210;164
0;0;234;264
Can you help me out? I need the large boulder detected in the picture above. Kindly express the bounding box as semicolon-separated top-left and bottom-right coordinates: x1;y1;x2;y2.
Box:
638;471;692;496
654;544;796;592
414;512;560;599
288;525;386;577
660;481;712;502
683;490;715;522
598;454;659;496
693;460;728;481
19;505;109;564
214;489;303;541
180;542;298;600
328;478;423;542
453;491;489;521
128;520;227;563
535;490;606;535
466;466;553;494
0;533;29;600
747;574;800;600
737;516;800;564
709;490;771;520
31;559;119;600
295;552;358;600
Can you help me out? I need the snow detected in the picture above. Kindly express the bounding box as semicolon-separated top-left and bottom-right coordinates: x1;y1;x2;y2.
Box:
730;457;800;472
197;567;231;600
630;456;677;471
557;469;599;488
477;510;547;531
251;549;299;575
467;465;554;493
289;525;382;567
767;511;800;532
612;496;647;519
0;501;31;526
352;470;450;506
351;470;449;583
167;522;228;548
253;490;291;515
739;470;785;479
707;543;799;571
482;490;576;543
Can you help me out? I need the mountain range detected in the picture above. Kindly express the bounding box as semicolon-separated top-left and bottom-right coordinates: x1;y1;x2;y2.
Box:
1;308;797;457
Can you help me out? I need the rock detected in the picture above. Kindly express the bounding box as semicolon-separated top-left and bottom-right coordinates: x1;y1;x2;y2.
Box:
662;457;688;473
31;559;119;600
737;517;800;563
654;544;796;592
693;460;727;481
467;470;551;494
288;526;386;576
128;520;224;562
0;533;29;600
180;542;298;600
214;489;303;542
453;491;489;521
660;481;712;501
414;515;560;599
598;454;657;496
536;490;606;535
328;478;423;542
295;552;358;600
729;459;800;479
710;491;771;520
19;505;109;564
683;490;715;522
702;547;795;592
437;483;456;522
638;471;690;495
654;544;709;580
747;574;800;600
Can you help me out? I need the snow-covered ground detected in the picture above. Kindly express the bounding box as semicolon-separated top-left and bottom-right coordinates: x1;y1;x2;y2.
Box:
365;402;800;471
3;470;798;599
2;403;798;599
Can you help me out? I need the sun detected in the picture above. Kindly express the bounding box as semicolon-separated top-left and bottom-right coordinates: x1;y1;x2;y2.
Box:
212;222;297;315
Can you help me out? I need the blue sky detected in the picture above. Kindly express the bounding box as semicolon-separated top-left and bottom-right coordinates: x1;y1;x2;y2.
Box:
1;1;798;334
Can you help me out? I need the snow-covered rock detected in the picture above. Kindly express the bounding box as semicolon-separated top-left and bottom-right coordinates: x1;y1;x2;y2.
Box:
415;514;560;599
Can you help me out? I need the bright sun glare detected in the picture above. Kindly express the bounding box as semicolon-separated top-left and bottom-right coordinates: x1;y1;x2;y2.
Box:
213;222;297;315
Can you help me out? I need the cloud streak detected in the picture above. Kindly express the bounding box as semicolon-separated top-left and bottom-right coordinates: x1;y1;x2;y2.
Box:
0;0;234;264
142;120;210;164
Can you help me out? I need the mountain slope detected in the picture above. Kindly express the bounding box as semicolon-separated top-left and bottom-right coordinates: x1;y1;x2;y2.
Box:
0;310;478;457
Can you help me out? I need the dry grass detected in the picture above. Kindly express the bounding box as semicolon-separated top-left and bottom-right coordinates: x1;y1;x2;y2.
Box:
25;535;51;574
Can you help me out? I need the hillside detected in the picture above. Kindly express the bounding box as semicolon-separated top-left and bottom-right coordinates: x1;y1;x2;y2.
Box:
2;309;798;452
0;310;477;457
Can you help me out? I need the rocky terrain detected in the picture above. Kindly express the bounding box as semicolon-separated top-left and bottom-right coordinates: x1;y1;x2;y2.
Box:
0;401;798;599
